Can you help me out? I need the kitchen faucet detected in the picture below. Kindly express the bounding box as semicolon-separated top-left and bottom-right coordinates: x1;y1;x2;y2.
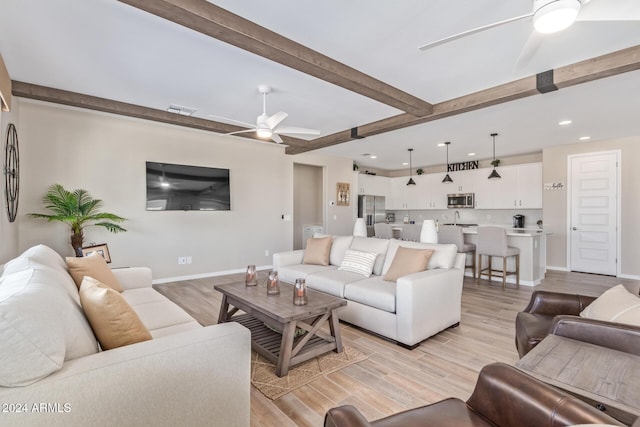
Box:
454;210;460;225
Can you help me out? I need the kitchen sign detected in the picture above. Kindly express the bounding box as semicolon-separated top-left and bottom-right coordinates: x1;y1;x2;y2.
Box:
447;161;479;172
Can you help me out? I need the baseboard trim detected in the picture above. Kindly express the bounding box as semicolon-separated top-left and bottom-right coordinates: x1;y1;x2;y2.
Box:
618;273;640;280
152;264;273;284
546;265;570;272
465;271;537;287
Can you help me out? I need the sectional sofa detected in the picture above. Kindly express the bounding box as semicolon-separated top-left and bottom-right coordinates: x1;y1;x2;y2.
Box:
0;245;250;427
273;236;465;348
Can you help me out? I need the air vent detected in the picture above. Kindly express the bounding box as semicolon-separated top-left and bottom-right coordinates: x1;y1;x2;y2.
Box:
167;104;197;116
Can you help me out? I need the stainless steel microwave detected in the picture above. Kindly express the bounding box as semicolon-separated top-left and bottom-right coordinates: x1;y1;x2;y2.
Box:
447;193;475;209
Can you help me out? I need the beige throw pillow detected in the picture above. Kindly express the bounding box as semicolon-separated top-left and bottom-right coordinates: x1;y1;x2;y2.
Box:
66;252;123;292
580;284;640;326
79;277;152;350
383;247;434;282
302;236;333;266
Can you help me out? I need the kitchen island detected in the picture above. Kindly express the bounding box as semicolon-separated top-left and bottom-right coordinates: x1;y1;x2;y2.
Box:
372;223;548;286
462;227;549;286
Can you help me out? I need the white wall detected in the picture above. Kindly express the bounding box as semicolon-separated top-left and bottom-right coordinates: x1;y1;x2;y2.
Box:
543;136;640;278
14;99;353;280
0;100;19;261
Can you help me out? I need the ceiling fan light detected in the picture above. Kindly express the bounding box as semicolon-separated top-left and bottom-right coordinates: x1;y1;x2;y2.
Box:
256;128;272;139
533;0;581;34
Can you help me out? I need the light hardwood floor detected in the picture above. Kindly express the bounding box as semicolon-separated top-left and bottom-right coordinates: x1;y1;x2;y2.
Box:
154;271;639;427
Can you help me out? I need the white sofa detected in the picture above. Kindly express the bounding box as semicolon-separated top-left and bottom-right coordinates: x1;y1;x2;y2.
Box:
273;236;465;348
0;245;250;427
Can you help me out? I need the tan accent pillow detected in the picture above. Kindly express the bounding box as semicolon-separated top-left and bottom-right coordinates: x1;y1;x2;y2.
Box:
79;277;152;350
383;247;434;282
302;236;333;266
580;284;640;326
66;252;123;292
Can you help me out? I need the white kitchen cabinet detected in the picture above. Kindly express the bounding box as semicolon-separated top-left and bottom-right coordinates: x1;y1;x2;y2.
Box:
388;177;411;209
422;173;449;209
492;166;519;208
448;170;476;193
474;168;495;209
483;163;542;209
387;177;403;209
357;174;388;197
516;163;542;208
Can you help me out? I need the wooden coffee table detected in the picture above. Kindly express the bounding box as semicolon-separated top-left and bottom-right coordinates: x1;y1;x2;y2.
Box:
214;281;347;377
515;334;640;424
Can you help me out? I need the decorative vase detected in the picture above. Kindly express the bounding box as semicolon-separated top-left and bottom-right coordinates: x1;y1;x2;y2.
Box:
420;220;438;243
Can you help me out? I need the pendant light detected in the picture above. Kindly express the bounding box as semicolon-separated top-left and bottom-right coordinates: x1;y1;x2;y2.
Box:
488;133;501;179
406;148;416;186
442;141;453;183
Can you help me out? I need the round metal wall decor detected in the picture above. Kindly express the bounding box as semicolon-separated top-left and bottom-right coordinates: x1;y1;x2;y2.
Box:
4;123;19;222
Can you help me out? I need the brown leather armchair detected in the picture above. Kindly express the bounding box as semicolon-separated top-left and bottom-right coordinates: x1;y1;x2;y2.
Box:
324;363;623;427
515;290;640;358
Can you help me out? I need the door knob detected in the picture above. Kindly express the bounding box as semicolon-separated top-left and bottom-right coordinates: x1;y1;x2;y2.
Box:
572;227;579;230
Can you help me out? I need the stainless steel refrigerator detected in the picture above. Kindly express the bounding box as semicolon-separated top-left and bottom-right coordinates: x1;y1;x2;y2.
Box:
358;195;386;232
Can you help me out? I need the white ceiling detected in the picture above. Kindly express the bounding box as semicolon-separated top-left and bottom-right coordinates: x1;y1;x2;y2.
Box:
1;0;639;170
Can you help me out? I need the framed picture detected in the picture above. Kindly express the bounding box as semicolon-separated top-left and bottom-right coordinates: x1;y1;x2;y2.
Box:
336;182;350;206
82;243;111;263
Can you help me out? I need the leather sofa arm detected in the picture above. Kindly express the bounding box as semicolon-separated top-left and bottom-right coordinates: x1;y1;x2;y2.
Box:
467;363;623;426
523;290;596;316
551;315;640;356
324;405;372;427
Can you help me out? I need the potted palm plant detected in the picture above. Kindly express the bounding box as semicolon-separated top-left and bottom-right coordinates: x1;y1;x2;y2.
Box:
29;184;127;256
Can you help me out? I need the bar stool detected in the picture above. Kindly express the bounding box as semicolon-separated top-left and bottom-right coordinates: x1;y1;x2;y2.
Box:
476;226;520;290
438;225;476;278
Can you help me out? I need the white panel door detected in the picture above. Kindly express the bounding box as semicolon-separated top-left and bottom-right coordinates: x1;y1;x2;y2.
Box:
569;153;618;275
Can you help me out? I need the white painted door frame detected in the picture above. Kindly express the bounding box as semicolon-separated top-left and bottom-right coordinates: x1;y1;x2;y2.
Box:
566;150;621;276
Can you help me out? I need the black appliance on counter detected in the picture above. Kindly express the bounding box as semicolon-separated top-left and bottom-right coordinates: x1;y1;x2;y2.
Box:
513;214;525;229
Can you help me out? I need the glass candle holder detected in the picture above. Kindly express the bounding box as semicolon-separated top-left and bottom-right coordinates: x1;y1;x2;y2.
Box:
293;278;308;306
266;271;280;295
245;264;258;286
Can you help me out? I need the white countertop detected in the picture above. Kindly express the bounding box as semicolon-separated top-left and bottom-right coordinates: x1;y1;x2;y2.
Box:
461;227;550;237
381;223;549;237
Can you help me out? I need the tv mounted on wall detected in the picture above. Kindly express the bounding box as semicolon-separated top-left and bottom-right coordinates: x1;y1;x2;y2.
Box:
146;161;231;211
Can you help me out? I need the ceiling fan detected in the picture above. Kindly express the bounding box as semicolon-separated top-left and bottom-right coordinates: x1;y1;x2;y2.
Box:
210;85;320;144
418;0;640;65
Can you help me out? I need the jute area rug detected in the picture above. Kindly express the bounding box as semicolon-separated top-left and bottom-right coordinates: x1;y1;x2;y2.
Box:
252;346;367;400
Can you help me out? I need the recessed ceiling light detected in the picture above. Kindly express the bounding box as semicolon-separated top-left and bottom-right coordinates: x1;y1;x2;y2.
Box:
558;120;572;126
579;136;591;141
468;152;476;156
437;143;445;147
402;162;409;166
370;155;377;159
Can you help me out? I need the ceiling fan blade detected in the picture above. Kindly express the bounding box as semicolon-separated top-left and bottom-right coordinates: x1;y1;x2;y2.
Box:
513;31;544;70
265;111;288;130
418;12;533;51
208;114;255;129
274;126;321;136
226;129;256;136
271;133;284;144
575;0;640;21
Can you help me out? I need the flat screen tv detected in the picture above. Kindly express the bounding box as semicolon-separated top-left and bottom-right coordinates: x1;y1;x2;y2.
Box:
146;161;231;211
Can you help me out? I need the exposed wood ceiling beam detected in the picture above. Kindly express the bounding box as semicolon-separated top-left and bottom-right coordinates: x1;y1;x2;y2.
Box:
287;45;640;155
11;81;310;148
117;0;433;117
